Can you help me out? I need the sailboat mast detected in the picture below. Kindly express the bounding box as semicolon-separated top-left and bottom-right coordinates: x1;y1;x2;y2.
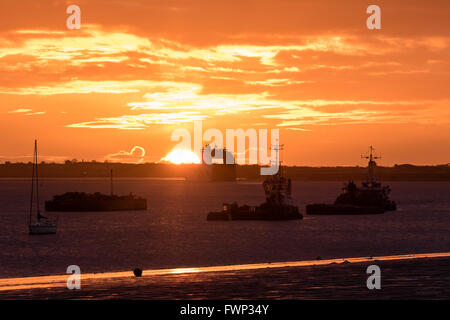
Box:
35;140;41;219
29;140;36;224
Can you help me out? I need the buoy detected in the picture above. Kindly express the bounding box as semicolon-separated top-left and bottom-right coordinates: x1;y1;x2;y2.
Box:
133;268;142;277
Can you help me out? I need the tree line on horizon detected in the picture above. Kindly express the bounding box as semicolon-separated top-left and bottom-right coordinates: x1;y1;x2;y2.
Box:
0;161;449;181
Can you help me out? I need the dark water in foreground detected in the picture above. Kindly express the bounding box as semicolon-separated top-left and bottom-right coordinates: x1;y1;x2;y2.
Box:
0;179;449;278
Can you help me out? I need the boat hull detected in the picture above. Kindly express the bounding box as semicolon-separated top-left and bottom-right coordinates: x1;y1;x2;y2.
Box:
29;222;57;235
45;198;147;212
207;205;303;221
306;204;385;215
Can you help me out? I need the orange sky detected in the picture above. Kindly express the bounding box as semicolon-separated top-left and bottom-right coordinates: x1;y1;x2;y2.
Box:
0;0;449;166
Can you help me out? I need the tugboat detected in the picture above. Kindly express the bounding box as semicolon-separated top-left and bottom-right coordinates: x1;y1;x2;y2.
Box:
45;169;147;212
207;144;303;221
306;146;396;215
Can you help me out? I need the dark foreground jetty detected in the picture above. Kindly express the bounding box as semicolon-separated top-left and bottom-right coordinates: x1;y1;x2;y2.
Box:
45;191;147;212
45;169;147;212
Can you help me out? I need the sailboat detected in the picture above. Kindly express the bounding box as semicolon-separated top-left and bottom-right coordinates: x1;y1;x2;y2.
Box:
29;140;57;235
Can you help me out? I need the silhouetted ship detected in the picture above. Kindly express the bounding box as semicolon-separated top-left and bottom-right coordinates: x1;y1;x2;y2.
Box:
207;144;303;221
306;146;397;215
45;170;147;212
185;145;236;182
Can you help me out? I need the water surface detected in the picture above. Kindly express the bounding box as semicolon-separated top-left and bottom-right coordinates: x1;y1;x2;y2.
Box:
0;179;449;278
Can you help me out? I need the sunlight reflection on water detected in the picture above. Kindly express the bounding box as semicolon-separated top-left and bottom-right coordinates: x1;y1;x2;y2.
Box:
1;252;449;292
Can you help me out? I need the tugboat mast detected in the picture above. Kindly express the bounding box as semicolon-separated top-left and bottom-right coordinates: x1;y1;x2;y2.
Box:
361;146;381;184
271;139;284;173
263;140;290;205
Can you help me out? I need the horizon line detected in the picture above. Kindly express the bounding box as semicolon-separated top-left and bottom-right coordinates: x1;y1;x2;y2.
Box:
0;161;449;168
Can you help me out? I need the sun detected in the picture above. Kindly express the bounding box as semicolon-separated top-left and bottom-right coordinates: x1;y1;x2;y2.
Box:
162;149;201;164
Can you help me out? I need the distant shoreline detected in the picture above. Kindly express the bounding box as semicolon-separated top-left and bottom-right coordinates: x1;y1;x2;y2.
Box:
1;162;449;181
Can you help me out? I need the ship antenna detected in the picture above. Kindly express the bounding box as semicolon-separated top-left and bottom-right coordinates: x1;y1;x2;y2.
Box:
271;139;284;172
361;146;381;183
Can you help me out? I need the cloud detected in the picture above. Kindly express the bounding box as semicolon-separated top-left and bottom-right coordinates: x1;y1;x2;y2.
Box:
7;108;45;116
244;79;312;87
3;24;448;91
25;111;45;116
8;108;32;113
105;146;146;163
67;112;209;130
0;80;192;96
263;100;450;128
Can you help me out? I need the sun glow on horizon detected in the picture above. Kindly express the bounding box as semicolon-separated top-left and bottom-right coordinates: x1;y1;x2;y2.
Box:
161;149;201;165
